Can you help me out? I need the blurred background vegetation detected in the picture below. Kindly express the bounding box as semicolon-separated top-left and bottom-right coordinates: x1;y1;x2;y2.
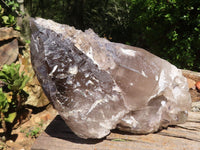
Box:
2;0;200;71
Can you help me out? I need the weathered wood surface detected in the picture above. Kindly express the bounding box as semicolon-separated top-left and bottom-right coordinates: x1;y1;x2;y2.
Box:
182;69;200;82
31;111;200;150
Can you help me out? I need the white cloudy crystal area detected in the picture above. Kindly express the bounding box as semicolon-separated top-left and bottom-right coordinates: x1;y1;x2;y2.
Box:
30;17;191;139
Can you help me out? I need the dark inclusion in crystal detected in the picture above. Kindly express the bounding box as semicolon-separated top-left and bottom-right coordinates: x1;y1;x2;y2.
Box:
30;18;191;139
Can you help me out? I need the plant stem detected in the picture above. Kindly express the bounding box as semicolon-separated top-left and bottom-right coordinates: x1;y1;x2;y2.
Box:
17;92;22;111
0;112;7;133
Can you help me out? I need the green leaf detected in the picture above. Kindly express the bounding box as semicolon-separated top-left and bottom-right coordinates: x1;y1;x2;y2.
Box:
0;71;9;81
5;112;17;123
12;79;23;90
0;63;29;91
13;3;19;8
1;103;9;113
12;6;16;11
5;92;12;103
20;75;29;90
168;0;176;3
2;16;9;24
194;27;199;32
0;88;9;113
111;138;127;142
15;64;20;72
10;67;16;78
25;40;31;44
0;5;2;13
15;25;21;31
0;95;6;103
0;91;9;112
7;1;14;6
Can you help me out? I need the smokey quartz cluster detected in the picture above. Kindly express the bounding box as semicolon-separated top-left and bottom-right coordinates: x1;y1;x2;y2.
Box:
30;18;191;139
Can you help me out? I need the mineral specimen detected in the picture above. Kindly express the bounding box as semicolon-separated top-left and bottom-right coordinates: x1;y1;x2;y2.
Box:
30;18;191;139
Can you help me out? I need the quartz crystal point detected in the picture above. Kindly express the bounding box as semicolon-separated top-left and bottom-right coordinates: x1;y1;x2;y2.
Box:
30;18;191;139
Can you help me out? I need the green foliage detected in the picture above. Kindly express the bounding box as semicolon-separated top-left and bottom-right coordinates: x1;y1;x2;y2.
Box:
20;121;43;139
25;39;30;44
4;112;16;123
128;0;200;71
0;0;21;30
111;138;127;142
24;0;131;38
0;88;9;113
24;126;41;138
0;63;29;134
0;88;16;124
0;63;29;91
25;0;200;71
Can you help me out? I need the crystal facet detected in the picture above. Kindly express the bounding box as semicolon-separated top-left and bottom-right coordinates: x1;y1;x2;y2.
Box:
30;18;191;139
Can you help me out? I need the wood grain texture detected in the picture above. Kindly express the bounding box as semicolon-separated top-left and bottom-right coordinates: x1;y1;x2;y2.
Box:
182;70;200;82
31;111;200;150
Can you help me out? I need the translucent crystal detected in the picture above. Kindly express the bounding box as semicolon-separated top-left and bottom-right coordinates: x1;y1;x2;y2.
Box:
30;18;191;139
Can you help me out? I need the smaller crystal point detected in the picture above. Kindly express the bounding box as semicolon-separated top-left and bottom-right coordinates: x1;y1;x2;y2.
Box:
30;18;191;139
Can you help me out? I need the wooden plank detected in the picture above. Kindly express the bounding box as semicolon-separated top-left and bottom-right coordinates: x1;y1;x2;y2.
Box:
31;112;200;150
182;69;200;82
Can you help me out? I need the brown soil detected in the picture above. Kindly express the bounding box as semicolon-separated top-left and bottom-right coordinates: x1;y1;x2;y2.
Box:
0;104;57;150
